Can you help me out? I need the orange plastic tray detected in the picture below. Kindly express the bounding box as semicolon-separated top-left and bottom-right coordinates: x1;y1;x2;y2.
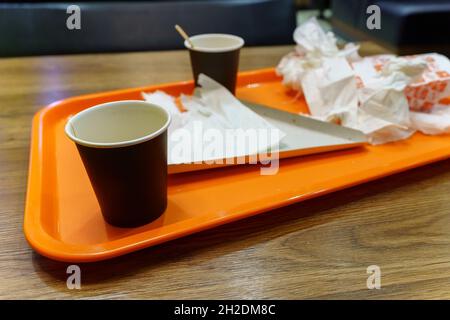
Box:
24;68;450;262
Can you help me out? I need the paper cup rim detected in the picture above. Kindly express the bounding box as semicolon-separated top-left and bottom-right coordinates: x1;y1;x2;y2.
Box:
184;33;244;53
65;100;171;149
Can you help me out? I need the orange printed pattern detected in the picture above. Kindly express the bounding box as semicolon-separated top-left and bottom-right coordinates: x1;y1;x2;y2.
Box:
363;54;450;112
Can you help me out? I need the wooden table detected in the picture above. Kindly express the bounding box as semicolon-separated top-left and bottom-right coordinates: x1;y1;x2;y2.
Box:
1;44;450;299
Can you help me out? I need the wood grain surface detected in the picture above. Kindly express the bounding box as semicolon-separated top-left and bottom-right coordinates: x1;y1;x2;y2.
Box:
1;44;450;299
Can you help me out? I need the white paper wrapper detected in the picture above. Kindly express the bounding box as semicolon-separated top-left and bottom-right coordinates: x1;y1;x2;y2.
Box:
354;53;450;112
410;108;450;135
143;74;285;164
277;17;450;144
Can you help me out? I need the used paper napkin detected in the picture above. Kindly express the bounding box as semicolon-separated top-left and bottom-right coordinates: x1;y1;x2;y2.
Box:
142;74;285;164
277;17;450;144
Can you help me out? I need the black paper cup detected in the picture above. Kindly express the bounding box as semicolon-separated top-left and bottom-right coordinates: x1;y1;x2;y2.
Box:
65;100;171;228
185;33;244;94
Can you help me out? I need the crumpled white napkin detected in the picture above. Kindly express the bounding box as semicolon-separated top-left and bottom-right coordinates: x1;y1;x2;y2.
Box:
277;18;359;92
277;17;450;144
410;108;450;135
142;74;285;164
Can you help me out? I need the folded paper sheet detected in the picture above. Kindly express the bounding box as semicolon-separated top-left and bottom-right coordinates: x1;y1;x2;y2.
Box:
143;74;285;164
277;18;450;144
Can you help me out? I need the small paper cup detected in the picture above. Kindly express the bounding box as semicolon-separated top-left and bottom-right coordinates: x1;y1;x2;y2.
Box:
65;100;171;228
184;33;244;94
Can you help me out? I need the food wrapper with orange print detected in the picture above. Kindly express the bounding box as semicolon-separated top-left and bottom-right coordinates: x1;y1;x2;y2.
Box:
352;53;450;135
352;53;450;112
277;18;420;144
277;18;450;142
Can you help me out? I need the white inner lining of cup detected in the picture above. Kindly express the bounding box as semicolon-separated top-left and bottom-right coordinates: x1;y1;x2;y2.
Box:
184;34;244;53
65;100;171;148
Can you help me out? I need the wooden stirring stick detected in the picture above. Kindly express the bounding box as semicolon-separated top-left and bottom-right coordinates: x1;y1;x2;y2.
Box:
175;24;194;49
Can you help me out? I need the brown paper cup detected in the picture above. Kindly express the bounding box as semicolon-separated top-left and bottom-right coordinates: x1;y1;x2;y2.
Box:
65;100;171;228
185;33;244;94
